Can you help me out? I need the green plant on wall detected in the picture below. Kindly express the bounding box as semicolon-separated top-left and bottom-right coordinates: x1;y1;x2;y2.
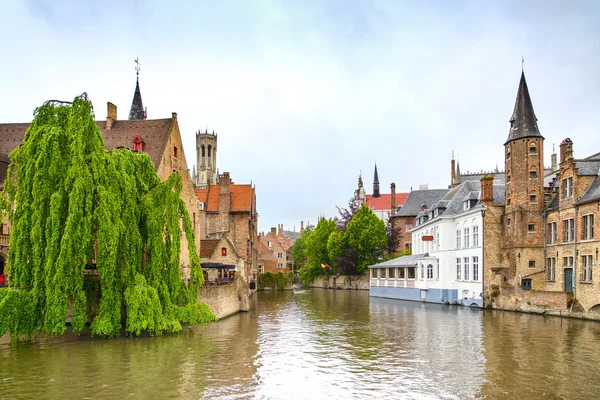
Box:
0;94;215;340
257;271;293;290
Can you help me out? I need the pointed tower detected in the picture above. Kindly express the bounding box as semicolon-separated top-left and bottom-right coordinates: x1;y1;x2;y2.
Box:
502;70;545;281
373;163;380;198
129;58;145;120
357;174;366;205
504;71;545;212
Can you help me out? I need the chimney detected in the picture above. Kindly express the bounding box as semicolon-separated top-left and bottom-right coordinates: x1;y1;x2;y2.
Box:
106;102;117;130
300;221;304;233
451;151;456;187
271;227;276;235
480;174;494;207
551;144;558;171
278;224;283;234
559;138;573;165
391;183;397;216
219;172;231;195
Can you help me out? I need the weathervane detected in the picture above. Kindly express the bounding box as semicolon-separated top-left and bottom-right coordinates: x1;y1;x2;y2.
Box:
134;57;141;80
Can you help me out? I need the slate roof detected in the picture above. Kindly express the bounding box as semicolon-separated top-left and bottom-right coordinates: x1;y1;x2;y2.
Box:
366;192;409;211
369;253;428;268
456;172;506;185
505;72;544;144
575;159;600;176
129;78;145;120
575;175;600;205
396;189;449;217
0;118;173;169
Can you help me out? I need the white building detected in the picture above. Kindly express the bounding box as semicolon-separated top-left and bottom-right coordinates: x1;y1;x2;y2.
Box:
369;180;504;307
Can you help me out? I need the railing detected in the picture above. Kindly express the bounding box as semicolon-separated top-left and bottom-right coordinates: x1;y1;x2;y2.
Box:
0;234;9;246
204;278;235;286
371;278;417;288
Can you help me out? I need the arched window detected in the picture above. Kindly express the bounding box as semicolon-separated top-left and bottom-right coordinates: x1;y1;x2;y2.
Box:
529;142;537;154
530;167;537;179
208;145;212;157
201;145;205;157
427;264;434;279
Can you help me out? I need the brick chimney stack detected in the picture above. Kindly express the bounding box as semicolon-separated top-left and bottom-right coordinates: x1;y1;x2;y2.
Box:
391;183;397;216
560;138;573;164
106;102;117;130
480;174;494;207
271;227;276;235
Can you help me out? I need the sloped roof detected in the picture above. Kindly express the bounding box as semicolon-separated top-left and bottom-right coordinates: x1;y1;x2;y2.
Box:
197;184;255;213
200;239;220;258
369;253;428;268
129;79;145;120
575;159;600;176
396;189;449;217
366;193;409;211
505;71;543;144
575;175;600;205
0;118;172;168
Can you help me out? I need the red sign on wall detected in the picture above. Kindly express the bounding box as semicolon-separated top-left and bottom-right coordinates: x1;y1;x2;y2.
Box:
422;235;434;241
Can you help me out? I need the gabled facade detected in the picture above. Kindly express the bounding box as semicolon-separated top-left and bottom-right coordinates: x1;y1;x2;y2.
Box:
259;227;290;272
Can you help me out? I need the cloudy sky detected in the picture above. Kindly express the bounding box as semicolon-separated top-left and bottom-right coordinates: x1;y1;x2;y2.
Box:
1;0;599;232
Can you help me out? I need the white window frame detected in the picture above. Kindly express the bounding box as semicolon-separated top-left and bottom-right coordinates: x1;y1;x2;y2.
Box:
472;256;479;281
463;257;470;281
456;258;462;281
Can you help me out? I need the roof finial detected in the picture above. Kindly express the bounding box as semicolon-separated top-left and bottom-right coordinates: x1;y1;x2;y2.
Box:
135;57;141;81
521;56;524;72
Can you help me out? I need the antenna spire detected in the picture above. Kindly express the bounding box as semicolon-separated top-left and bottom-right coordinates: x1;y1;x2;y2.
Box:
135;57;141;81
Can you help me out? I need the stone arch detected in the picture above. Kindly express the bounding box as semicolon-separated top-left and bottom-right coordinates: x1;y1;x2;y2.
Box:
588;304;600;313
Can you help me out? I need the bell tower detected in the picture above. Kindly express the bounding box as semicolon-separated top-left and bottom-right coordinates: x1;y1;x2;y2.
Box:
195;129;218;187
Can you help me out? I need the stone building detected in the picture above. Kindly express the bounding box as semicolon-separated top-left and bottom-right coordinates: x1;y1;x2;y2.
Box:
195;172;259;288
194;129;217;187
199;237;244;283
0;73;200;280
482;71;600;315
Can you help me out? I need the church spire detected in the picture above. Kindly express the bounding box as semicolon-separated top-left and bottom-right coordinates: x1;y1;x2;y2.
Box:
129;58;146;120
505;71;543;144
373;163;380;198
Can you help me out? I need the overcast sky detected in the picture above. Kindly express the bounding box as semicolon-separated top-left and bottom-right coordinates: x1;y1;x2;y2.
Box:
1;0;599;233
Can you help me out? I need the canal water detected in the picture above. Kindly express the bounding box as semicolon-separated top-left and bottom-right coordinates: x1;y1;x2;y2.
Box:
1;289;600;399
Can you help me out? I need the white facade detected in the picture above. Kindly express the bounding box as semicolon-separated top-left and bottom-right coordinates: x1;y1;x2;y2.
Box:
410;201;484;306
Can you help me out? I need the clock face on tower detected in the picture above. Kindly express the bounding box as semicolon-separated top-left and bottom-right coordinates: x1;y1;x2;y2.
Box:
200;165;206;171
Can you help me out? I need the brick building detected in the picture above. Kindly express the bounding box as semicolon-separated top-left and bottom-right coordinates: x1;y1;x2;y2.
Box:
482;71;600;314
258;227;290;273
195;172;259;287
0;74;201;281
356;165;409;223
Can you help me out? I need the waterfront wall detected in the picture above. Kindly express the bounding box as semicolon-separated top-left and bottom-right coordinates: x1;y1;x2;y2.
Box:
198;276;249;319
310;275;370;290
487;285;600;321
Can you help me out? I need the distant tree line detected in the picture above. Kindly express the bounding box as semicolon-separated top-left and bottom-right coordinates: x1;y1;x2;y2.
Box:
293;194;404;286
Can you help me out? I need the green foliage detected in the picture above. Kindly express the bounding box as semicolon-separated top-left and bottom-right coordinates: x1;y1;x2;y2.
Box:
0;95;215;340
344;205;387;273
382;247;412;262
257;271;293;290
291;225;312;269
299;218;336;286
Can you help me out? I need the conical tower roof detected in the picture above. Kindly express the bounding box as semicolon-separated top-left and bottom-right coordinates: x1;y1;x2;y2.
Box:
373;163;379;185
505;71;543;144
129;77;145;120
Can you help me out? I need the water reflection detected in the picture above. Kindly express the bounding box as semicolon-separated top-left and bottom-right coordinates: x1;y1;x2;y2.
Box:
1;289;600;399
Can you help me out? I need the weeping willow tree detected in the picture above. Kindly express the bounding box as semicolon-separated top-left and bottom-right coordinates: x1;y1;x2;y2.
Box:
0;94;215;340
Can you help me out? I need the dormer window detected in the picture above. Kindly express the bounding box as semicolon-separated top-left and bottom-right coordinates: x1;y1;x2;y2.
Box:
133;135;143;151
464;201;470;211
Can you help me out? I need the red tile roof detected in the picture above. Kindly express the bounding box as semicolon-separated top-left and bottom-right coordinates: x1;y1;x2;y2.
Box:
366;193;409;211
195;184;256;213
